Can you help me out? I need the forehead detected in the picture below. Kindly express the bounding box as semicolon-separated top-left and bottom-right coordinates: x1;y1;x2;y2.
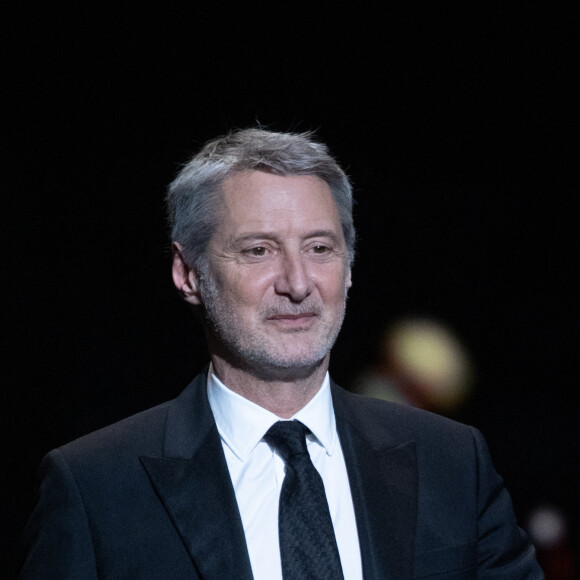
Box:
216;170;342;234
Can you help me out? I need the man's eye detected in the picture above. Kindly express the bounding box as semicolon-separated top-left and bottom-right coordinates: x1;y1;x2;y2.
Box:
312;245;330;254
248;247;267;256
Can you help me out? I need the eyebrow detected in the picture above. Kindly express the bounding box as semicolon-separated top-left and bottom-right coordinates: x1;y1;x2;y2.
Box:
233;229;342;244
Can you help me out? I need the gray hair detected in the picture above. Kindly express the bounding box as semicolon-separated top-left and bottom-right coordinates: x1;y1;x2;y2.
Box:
167;128;355;270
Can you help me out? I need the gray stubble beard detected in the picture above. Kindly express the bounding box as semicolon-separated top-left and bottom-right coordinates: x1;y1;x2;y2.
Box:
197;269;348;378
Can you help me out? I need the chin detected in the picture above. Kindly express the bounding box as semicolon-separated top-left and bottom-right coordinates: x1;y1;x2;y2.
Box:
266;347;330;371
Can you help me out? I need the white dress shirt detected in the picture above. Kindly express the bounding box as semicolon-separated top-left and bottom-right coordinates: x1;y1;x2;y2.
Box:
207;367;363;580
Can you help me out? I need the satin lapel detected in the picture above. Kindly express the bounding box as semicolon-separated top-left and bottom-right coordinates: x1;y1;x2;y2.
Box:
140;372;254;580
332;384;418;580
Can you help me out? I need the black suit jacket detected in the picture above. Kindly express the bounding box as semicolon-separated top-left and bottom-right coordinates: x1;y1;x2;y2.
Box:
20;372;543;579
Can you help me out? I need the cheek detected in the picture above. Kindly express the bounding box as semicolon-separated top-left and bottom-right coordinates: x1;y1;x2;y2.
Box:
223;268;275;306
314;268;350;301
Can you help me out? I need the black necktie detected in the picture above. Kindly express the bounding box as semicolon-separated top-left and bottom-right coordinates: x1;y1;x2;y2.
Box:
264;420;344;580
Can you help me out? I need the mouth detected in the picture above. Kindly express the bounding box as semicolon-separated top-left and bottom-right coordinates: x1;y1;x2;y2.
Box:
269;313;317;320
267;312;318;328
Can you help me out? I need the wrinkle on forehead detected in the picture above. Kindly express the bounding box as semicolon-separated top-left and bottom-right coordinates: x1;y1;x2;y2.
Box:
216;171;343;241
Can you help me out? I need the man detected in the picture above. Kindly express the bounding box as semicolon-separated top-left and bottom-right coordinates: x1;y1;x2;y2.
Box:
20;129;543;578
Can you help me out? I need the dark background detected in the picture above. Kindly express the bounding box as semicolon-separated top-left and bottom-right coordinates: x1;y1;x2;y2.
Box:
3;2;577;574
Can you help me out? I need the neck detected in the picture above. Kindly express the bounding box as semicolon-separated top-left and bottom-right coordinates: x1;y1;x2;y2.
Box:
209;355;330;418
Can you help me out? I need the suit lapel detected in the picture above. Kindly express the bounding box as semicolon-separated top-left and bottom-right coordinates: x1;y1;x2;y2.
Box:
333;383;418;580
139;373;417;579
140;373;254;580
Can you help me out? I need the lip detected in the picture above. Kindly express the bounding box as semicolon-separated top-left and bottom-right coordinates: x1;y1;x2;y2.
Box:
267;313;318;328
269;313;317;320
269;312;316;322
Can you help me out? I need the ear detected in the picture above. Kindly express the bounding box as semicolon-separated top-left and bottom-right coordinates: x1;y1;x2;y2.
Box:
346;267;352;290
172;243;202;305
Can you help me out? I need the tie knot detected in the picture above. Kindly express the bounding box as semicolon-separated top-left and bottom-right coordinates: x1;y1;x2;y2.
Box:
264;420;310;461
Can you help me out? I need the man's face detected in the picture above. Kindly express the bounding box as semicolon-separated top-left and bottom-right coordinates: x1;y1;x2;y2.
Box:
198;170;352;377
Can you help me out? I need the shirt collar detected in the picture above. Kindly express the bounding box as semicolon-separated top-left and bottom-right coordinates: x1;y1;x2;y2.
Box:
207;364;337;462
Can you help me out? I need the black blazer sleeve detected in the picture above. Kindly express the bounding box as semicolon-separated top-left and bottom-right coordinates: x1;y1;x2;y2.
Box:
471;427;542;578
20;449;98;579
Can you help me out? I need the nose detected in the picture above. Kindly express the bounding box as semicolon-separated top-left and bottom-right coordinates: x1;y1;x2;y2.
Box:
274;251;314;302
